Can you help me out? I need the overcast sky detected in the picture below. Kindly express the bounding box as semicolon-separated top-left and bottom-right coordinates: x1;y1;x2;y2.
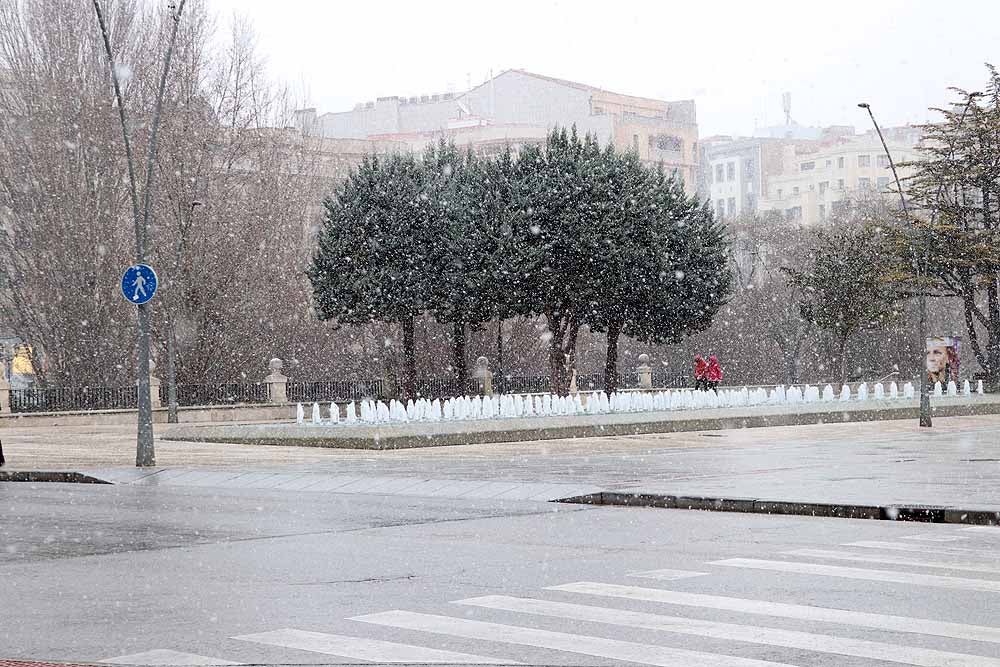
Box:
206;0;997;137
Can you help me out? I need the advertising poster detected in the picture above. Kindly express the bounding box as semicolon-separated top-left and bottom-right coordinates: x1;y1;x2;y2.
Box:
926;335;960;385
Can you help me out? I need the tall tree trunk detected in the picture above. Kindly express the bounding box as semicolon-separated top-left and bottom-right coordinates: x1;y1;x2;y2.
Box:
604;319;623;395
544;309;580;396
452;320;466;396
402;316;415;400
838;335;848;385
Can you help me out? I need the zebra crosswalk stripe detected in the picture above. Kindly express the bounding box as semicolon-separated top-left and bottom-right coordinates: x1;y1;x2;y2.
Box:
455;594;1000;667
352;609;799;667
233;627;515;664
547;581;1000;644
785;548;1000;575
845;540;1000;559
711;558;1000;593
100;650;240;665
629;568;709;581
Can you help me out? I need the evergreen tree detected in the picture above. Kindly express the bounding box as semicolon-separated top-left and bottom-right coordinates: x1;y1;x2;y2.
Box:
586;153;732;394
508;127;605;394
308;152;431;399
895;65;1000;389
422;140;499;393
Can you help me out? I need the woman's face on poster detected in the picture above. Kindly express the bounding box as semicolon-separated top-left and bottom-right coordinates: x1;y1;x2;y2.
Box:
927;344;948;372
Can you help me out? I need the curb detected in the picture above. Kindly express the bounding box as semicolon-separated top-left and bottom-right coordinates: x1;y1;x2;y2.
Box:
163;398;1000;450
557;491;1000;526
0;471;112;484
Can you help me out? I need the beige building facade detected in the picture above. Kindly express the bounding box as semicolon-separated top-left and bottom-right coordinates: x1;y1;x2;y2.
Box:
295;69;700;193
758;126;922;225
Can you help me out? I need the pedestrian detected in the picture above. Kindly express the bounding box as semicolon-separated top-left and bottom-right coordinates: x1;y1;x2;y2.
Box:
706;355;724;392
693;355;708;391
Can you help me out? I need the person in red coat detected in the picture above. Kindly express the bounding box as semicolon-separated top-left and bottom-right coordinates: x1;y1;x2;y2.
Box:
693;355;709;391
706;355;724;391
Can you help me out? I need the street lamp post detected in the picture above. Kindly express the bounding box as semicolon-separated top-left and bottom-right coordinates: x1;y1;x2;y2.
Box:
858;103;931;427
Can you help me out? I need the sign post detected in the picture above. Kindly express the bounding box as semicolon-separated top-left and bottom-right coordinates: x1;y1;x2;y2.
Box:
121;264;158;466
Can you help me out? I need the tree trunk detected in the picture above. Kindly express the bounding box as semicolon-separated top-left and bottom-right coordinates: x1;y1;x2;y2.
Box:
544;310;579;396
604;320;623;395
452;320;467;396
838;335;848;385
988;280;1000;392
402;316;416;400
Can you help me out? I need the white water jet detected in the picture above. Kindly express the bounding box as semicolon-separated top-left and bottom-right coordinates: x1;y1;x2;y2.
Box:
890;382;899;400
873;383;885;400
947;380;958;397
311;402;322;425
345;401;357;423
822;385;835;401
963;379;972;396
977;380;985;394
329;402;339;424
903;382;915;399
857;383;868;402
296;403;304;424
839;385;851;402
933;381;943;398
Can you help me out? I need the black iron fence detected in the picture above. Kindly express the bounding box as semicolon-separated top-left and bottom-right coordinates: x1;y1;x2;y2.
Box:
169;382;269;406
287;379;388;403
10;385;138;413
4;371;694;414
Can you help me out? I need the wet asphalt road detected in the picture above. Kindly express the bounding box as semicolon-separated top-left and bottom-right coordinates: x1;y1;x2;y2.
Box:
2;482;1000;666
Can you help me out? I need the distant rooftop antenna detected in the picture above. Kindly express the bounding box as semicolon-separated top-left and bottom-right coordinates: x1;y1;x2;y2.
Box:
782;92;792;126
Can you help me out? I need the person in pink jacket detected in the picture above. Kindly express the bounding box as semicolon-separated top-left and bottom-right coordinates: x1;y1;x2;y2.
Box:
693;355;709;391
706;355;724;391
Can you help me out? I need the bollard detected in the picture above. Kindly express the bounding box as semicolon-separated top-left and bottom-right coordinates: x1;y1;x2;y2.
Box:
0;439;5;467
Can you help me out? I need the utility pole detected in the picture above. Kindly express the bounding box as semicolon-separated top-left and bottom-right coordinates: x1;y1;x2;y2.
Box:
858;103;931;427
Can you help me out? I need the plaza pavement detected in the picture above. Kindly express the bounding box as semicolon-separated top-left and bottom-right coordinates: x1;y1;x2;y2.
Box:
2;412;999;519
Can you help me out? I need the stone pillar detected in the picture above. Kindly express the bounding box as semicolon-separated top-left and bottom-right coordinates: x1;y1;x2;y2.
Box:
637;353;653;389
148;359;162;409
0;373;10;413
569;369;578;394
265;358;288;403
473;356;493;396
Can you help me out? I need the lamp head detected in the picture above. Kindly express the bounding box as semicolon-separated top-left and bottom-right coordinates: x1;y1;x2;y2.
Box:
857;102;870;109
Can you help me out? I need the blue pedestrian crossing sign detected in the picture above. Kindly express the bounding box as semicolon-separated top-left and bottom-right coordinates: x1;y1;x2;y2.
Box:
121;264;158;305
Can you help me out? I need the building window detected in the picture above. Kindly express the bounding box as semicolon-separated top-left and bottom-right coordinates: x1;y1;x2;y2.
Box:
825;159;832;168
715;164;724;183
838;178;845;189
727;197;736;216
819;181;829;194
877;176;891;191
717;200;725;218
877;154;890;168
819;204;826;219
858;177;871;189
858;154;871;167
792;186;800;196
746;193;756;211
727;162;736;181
800;161;815;172
633;134;640;152
777;188;783;199
838;156;845;168
786;206;802;221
